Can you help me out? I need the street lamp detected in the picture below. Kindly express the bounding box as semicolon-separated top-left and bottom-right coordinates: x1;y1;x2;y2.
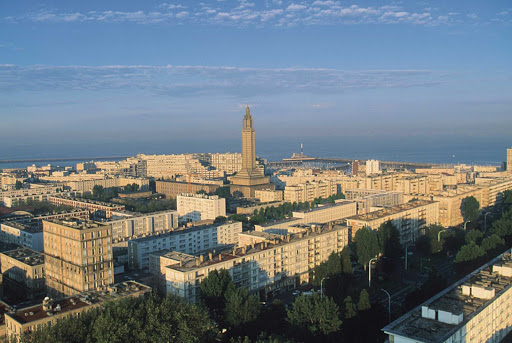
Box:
484;212;491;233
381;288;391;323
464;220;470;230
320;276;330;299
368;257;378;288
405;244;414;270
438;229;448;242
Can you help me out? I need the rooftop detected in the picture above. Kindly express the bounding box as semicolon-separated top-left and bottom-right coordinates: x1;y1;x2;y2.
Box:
0;220;42;233
43;218;108;230
49;195;125;208
293;200;355;214
346;200;437;222
7;281;151;325
383;250;512;343
1;247;44;266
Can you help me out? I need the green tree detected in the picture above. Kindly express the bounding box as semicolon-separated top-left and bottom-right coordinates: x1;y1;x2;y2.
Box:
357;289;371;311
214;216;228;224
214;187;231;199
343;296;357;319
313;251;341;285
249;214;267;226
354;227;380;270
465;229;484;245
196;189;208;195
481;234;505;256
455;242;486;263
341;246;353;274
461;196;480;223
199;269;234;324
224;287;261;328
378;221;402;259
228;214;248;224
92;185;105;199
15;180;23;190
286;293;342;336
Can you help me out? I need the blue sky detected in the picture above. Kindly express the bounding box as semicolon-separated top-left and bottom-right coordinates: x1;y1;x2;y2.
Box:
1;1;511;160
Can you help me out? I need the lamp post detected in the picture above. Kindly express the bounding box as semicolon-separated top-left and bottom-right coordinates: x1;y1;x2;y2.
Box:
381;288;391;323
368;257;378;288
320;276;330;299
484;212;491;233
405;244;414;270
437;229;448;242
464;220;470;230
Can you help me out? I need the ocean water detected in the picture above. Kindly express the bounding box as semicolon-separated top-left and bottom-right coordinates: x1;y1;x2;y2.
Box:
1;137;507;170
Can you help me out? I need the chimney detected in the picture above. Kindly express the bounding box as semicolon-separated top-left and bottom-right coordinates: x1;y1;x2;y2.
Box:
195;259;200;267
219;254;222;261
179;260;183;267
200;255;204;262
242;246;246;254
208;252;213;260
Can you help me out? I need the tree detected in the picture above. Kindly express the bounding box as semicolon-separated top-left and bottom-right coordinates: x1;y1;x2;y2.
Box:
357;289;371;312
214;187;231;199
196;190;208;195
354;227;380;270
481;234;505;257
15;180;23;190
249;214;267;226
378;221;402;259
461;196;480;223
199;269;234;324
286;293;342;336
313;251;341;285
228;214;248;224
343;296;357;319
92;185;104;199
224;287;261;328
341;246;353;274
214;216;228;224
465;229;484;245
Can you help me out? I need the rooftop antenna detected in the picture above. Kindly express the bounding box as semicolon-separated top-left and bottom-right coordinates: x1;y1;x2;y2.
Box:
301;143;304;156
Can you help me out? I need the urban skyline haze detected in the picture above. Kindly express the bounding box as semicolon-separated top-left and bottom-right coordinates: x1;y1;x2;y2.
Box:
1;0;511;162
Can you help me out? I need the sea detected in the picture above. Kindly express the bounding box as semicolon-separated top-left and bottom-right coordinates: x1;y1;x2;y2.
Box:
0;137;507;170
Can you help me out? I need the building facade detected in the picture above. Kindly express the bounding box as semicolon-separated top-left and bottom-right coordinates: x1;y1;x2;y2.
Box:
128;221;242;269
366;160;381;175
177;194;226;222
164;224;349;303
254;189;284;203
155;180;220;199
346;200;439;244
43;219;113;298
0;248;45;299
284;180;338;203
292;201;357;224
107;210;179;242
48;196;125;218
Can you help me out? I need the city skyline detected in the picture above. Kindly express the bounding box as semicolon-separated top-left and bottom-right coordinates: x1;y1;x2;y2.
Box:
1;0;511;161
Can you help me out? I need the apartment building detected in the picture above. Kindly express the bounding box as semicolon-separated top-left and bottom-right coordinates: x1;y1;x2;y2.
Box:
0;248;45;299
0;221;43;252
255;189;283;203
48;196;125;218
156;180;220;199
177;194;226;222
475;177;512;208
128;221;242;269
284;180;338;203
507;148;512;173
346;200;439;244
43;219;113;298
210;153;242;174
292;201;357;224
414;186;484;227
0;185;61;199
5;280;151;341
366;159;381;175
164;224;349;303
345;189;405;214
383;250;512;343
2;191;75;208
107;210;179;242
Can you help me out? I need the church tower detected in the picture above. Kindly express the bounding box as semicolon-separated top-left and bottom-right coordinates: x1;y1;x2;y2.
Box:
230;106;274;197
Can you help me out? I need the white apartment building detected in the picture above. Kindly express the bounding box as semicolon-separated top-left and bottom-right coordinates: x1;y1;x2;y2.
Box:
128;221;242;269
346;200;439;244
383;250;512;343
107;210;179;242
366;160;381;175
177;193;226;222
292;201;357;224
163;224;349;303
0;221;44;252
284;180;338;203
345;189;405;214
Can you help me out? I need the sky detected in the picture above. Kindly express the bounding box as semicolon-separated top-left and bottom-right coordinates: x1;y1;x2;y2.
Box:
1;0;511;161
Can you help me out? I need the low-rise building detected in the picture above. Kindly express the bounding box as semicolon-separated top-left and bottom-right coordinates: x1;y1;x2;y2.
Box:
346;200;439;244
5;280;151;341
383;250;512;343
0;248;45;299
345;189;404;214
177;193;226;222
156;180;221;199
128;221;242;269
48;196;125;218
164;224;349;303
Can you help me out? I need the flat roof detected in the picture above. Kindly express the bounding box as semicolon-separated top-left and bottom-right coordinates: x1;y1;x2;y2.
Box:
0;220;42;233
43;218;109;230
7;281;151;325
293;200;355;214
383;250;512;343
49;195;125;208
1;247;44;266
346;200;436;222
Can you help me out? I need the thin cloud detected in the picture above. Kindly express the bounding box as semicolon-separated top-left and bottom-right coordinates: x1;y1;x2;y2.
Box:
2;1;501;27
0;64;451;97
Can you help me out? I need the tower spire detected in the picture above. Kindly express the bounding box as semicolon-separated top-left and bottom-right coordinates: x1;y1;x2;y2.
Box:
246;104;250;116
